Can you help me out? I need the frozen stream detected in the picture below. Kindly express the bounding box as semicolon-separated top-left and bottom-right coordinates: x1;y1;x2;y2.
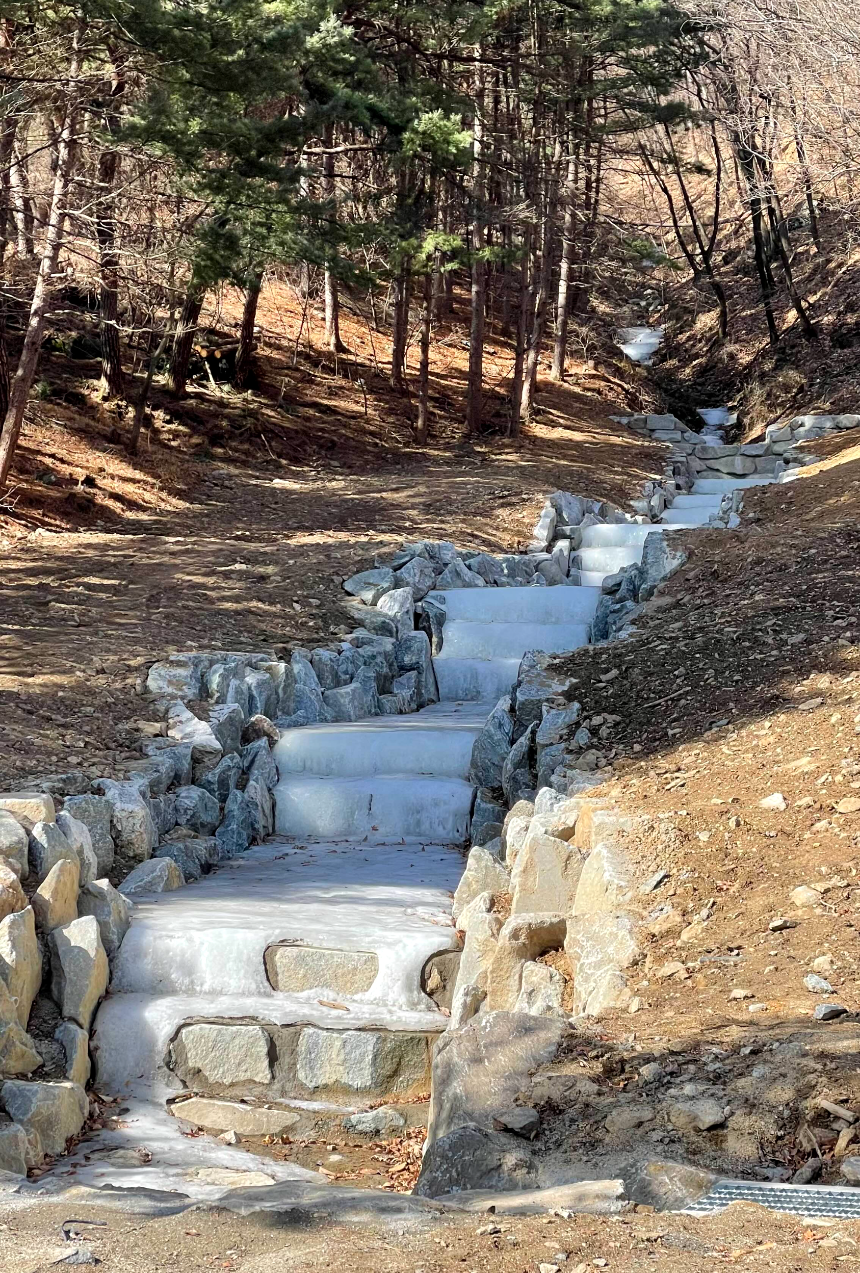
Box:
32;429;783;1208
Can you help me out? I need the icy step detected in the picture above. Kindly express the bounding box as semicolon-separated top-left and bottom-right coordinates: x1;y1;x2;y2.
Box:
110;839;461;1003
427;586;600;625
439;619;590;661
660;507;715;526
275;704;485;780
576;545;642;573
669;493;723;509
578;523;700;548
692;476;776;494
274;774;474;843
432;657;521;704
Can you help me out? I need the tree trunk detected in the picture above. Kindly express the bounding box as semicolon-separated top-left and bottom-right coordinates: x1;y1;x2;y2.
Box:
0;114;16;419
415;265;434;444
465;54;486;435
520;133;562;424
167;280;206;397
322;123;346;353
390;260;410;391
550;146;578;381
129;322;173;455
234;272;262;388
96;146;124;397
9;142;33;258
509;225;532;440
0;24;83;489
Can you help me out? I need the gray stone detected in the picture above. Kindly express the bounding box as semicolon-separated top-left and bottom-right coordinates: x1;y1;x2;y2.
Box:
514;962;565;1018
469;697;513;788
266;944;378;994
405;540;460;568
224;674;251;718
49;916;109;1030
463;553;507;586
841;1157;860;1185
493;1106;540;1137
487;915;567;1012
395;632;438;708
119;858;184;897
537;743;567;791
324;681;371;722
453;847;510;923
154;841;204;882
146;790;175;841
291;653;330;722
31;858;79;933
536;559;566;586
416;1123;536;1198
417;597;446;654
146;655;206;698
54;1020;90;1087
244;778;274;841
242;737;278;790
343;567;397;605
173;785;220;836
377;587;414;640
166;701;223;767
436;559;486;589
471;790;507;846
209;703;245;756
172;1023;272;1086
0;907;41;1027
667;1099;726;1132
511;827;583;915
344;1106;406;1135
28;819;78;885
205;657;245;703
804;973;834;994
638;532;688;601
529;501;558;551
169;1096;300;1137
0;863;26;923
814;1003;848;1021
340;603;397;638
0;812;28;880
216;789;254;859
624;1160;716;1211
77;879;131;959
392;671;419;713
549;492;588;526
92;780;157;862
394;556;435;601
140;740;193;787
565;913;639;1016
709;454;756;475
310;649;340;691
198;754;242;803
513;653;576;730
0;977;41;1076
0;1122;29;1175
245;670;277;719
0;1079;88;1157
378;693;401;715
128;753;175;798
425;1011;565;1145
296;1027;430;1094
502;723;537;806
54;812;97;886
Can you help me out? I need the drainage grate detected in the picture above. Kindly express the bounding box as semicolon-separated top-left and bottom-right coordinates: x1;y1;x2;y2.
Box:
685;1178;860;1220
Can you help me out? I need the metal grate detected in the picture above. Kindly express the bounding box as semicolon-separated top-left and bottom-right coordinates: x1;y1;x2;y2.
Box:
685;1178;860;1220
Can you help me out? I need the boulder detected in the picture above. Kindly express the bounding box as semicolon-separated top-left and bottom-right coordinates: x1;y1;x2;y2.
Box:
0;793;55;834
118;858;184;898
92;780;157;862
244;779;274;841
31;858;80;932
140;740;193;786
394;555;436;600
242;737;278;790
470;789;506;847
55;812;99;886
667;1099;726;1133
241;714;280;747
486;914;567;1012
0;812;28;880
28;820;77;884
469;697;514;789
452;847;510;923
340;603;397;638
549;492;587;526
54;1020;90;1087
0;862;26;923
529;501;558;551
624;1159;716;1212
245;670;277;719
169;1096;300;1137
198;753;242;803
513;653;576;729
536;703;581;752
128;752;175;798
166;701;223;766
173;785;221;835
146;655;206;698
154;841;205;882
501;801;535;863
502;723;537;806
209;703;245;756
0;1079;88;1157
344;1106;406;1135
565;913;640;1016
262;661;296;717
0;907;41;1027
436;558;486;589
0;978;41;1076
49;915;109;1030
324;681;371;722
514;962;566;1017
418;597;446;654
377;587;414;640
77;879;131;960
295;1027;430;1095
216;789;254;858
395;632;438;708
171;1023;272;1087
536;558;566;586
415;1122;536;1198
638;533;688;602
343;567;397;605
424;1011;566;1147
0;1122;29;1176
510;828;584;915
291;653;330;723
392;671;419;713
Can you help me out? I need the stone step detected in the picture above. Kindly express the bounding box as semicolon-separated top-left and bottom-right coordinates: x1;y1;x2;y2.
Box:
274;774;475;842
275;703;485;780
427;586;600;625
576;545;642;574
692;476;776;493
669;493;723;508
578;523;700;548
660;507;715;526
109;839;462;1000
439;619;590;661
432;656;521;703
